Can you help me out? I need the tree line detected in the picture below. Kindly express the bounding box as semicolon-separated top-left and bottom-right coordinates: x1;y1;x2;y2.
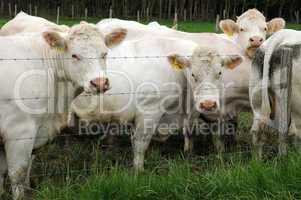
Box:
0;0;300;22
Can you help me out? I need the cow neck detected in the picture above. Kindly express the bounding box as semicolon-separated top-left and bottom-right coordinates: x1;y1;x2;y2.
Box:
40;43;73;116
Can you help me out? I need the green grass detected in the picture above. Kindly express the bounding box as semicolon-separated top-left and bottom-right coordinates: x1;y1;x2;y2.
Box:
33;152;301;200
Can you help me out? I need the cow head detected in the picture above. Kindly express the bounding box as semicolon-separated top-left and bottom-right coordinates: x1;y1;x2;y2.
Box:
168;47;243;115
42;22;126;93
220;9;285;58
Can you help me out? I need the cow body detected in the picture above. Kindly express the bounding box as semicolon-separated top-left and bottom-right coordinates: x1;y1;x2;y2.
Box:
0;23;126;199
72;37;198;171
250;29;301;158
97;19;251;153
0;11;69;36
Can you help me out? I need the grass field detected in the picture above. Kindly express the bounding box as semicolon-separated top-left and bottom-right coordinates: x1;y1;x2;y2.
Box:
1;17;301;200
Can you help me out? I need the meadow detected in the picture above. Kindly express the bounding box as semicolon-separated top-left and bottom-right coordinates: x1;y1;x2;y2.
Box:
1;17;301;200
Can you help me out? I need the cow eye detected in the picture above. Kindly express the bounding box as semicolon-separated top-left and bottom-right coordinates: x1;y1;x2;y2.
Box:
240;28;245;32
264;27;267;31
218;71;222;76
72;54;81;61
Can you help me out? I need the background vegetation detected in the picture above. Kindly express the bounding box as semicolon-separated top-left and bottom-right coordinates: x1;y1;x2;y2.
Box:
1;0;301;23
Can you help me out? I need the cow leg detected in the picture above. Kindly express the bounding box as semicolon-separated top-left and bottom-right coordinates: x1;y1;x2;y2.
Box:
212;121;225;155
251;120;264;160
183;131;193;154
0;149;7;196
132;114;160;172
4;119;36;200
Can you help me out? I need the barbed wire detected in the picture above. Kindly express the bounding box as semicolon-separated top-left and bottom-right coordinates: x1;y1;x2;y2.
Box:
0;53;282;61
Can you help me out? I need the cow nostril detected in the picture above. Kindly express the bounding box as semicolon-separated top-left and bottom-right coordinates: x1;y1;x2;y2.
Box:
90;80;97;88
259;38;263;42
250;38;254;42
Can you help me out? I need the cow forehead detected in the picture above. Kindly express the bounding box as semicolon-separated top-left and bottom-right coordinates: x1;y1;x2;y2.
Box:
237;9;265;23
68;24;104;44
238;17;267;29
191;47;220;64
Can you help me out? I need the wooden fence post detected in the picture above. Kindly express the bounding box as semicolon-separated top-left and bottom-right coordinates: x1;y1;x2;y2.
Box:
159;0;162;19
71;5;74;19
0;0;4;16
295;10;300;24
137;10;140;22
85;8;88;20
173;11;178;29
14;4;17;16
274;47;293;156
146;7;149;22
34;5;38;16
109;7;113;18
29;3;32;15
215;14;220;33
183;9;187;21
8;3;11;17
56;7;60;24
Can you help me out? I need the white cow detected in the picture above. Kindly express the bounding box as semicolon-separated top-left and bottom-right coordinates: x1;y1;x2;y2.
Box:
249;29;301;158
96;19;252;154
219;8;285;58
71;35;243;171
0;11;69;36
0;23;126;199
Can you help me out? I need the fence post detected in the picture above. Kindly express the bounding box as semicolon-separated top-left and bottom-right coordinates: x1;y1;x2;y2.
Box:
275;47;293;156
295;10;300;24
173;11;178;29
34;5;38;16
0;0;4;16
14;4;17;16
29;3;32;15
215;14;220;33
109;7;113;18
159;0;162;19
85;8;88;20
146;7;149;22
8;3;11;18
71;5;74;19
137;10;140;22
56;7;60;24
183;9;187;21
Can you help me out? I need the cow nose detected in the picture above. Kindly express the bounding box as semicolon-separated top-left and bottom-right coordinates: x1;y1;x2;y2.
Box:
200;100;217;111
90;77;110;93
249;36;264;47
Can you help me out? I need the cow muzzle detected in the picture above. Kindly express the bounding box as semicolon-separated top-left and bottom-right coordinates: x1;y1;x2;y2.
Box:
90;77;110;93
199;100;217;112
249;36;264;48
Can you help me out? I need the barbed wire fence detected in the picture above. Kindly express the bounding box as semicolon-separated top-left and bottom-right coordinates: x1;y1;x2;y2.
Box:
0;48;295;198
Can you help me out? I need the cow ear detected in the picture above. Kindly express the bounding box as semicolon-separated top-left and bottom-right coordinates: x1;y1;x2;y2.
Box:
105;28;127;48
43;31;67;51
219;19;239;36
168;54;191;70
222;55;243;69
267;18;285;34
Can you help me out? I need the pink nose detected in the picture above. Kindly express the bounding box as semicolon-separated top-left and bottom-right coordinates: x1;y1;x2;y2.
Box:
249;36;264;48
90;77;110;93
200;100;217;111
